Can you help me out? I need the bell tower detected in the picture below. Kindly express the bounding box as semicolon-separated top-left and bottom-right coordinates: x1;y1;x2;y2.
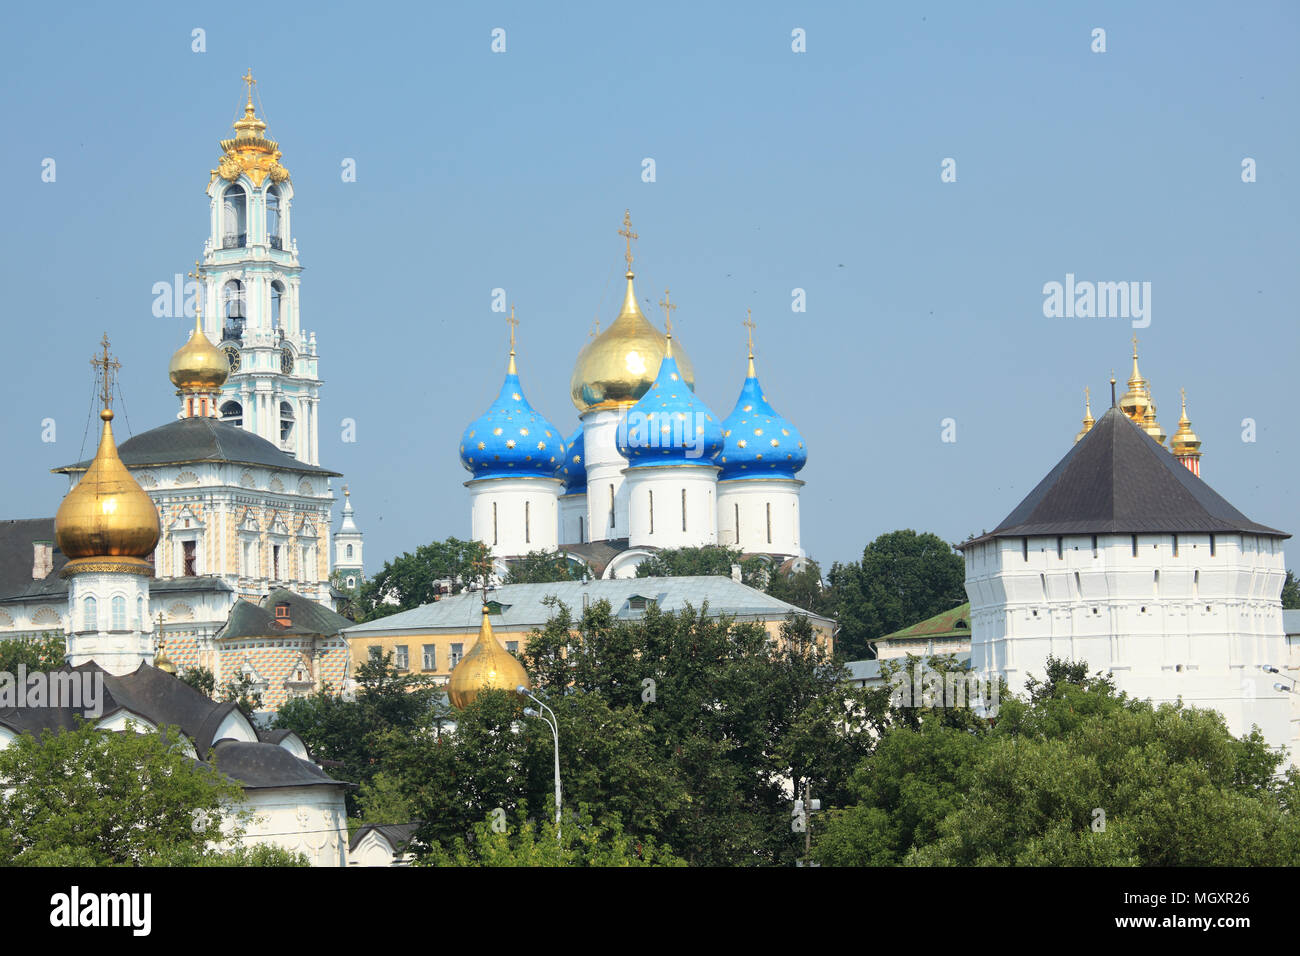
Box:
199;70;322;465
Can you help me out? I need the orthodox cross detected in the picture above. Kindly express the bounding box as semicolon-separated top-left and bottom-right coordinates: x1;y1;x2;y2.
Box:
618;209;638;271
90;334;120;409
659;289;676;337
188;260;204;320
242;69;257;106
743;308;756;356
1084;385;1091;409
506;305;518;354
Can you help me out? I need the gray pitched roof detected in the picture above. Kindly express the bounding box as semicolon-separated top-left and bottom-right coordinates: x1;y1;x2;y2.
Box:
0;519;65;601
349;822;420;853
963;407;1288;547
345;575;833;636
0;572;233;607
0;661;348;790
218;588;352;640
53;417;340;477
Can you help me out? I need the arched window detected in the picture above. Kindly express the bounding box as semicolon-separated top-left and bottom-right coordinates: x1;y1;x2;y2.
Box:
83;596;97;632
222;184;247;248
279;401;295;444
223;278;246;325
346;544;353;560
111;596;126;630
220;400;243;427
137;596;144;629
271;280;285;328
266;185;282;247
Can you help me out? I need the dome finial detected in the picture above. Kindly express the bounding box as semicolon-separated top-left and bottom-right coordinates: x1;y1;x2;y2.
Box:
744;308;757;378
90;332;121;415
1171;386;1203;474
659;289;676;357
170;261;228;412
618;209;638;275
1074;386;1095;443
507;305;519;375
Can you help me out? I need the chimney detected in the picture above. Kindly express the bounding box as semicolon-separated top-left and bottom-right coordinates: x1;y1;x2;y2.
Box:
32;540;53;580
731;563;742;583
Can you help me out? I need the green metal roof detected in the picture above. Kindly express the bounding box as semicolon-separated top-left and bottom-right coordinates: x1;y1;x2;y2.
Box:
878;602;971;642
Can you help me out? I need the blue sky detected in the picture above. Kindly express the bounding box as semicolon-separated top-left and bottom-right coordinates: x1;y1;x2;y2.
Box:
2;1;1296;571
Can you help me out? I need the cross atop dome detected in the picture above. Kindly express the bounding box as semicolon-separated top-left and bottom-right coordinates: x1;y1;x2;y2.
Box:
618;209;638;274
91;334;120;411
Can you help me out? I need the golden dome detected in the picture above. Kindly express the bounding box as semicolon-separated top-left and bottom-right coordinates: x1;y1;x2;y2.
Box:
213;71;290;188
570;271;696;413
169;310;228;393
447;605;530;709
154;634;177;675
1170;388;1202;458
1074;387;1095;443
55;409;161;570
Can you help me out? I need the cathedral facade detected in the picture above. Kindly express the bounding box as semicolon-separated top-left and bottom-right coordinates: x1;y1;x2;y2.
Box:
459;214;808;579
0;79;361;710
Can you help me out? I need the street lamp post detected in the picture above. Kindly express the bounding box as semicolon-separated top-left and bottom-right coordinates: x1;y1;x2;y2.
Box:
519;685;561;842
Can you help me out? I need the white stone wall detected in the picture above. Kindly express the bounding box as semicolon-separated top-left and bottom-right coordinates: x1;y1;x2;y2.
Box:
559;493;587;546
468;476;562;558
965;531;1294;762
582;410;632;541
625;465;719;549
716;477;804;557
234;785;349;867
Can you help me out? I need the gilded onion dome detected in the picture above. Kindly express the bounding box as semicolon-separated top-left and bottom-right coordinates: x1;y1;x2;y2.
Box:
447;605;531;709
559;428;586;493
617;325;723;467
169;309;228;393
459;322;566;481
1074;387;1095;444
212;71;290;189
719;324;807;480
1170;389;1202;459
55;408;161;569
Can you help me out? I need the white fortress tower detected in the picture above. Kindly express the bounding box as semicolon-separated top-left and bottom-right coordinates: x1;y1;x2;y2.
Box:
961;404;1292;761
459;313;565;566
201;72;321;466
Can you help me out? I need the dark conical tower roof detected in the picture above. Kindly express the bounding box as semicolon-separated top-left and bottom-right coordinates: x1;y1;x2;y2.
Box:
963;406;1287;546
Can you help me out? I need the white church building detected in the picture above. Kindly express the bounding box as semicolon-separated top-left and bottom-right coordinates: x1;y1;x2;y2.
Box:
458;214;809;580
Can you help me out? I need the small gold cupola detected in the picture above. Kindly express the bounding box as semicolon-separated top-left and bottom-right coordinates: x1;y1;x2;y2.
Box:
1074;386;1095;443
55;337;161;574
447;604;530;710
569;210;695;413
169;263;228;418
1170;388;1203;476
1118;333;1151;424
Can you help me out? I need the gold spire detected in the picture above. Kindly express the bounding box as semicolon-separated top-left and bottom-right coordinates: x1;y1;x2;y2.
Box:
55;337;161;573
1170;387;1202;460
215;70;289;187
154;614;176;675
569;212;695;412
659;289;676;358
506;305;519;375
169;263;228;397
446;604;531;709
744;308;757;378
1074;386;1095;443
1118;332;1150;423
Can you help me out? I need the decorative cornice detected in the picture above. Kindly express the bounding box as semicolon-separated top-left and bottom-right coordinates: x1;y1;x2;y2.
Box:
61;557;154;578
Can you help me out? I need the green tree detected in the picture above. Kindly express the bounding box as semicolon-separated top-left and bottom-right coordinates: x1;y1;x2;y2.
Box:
828;529;966;660
0;635;66;673
421;804;686;867
504;549;588;584
1282;570;1300;610
634;544;768;586
330;570;364;621
0;720;247;866
765;559;832;617
358;537;489;621
179;666;216;697
272;652;441;815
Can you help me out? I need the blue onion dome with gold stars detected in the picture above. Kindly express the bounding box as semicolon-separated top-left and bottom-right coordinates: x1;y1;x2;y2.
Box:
459;319;566;481
719;321;807;480
560;428;586;493
616;300;723;468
